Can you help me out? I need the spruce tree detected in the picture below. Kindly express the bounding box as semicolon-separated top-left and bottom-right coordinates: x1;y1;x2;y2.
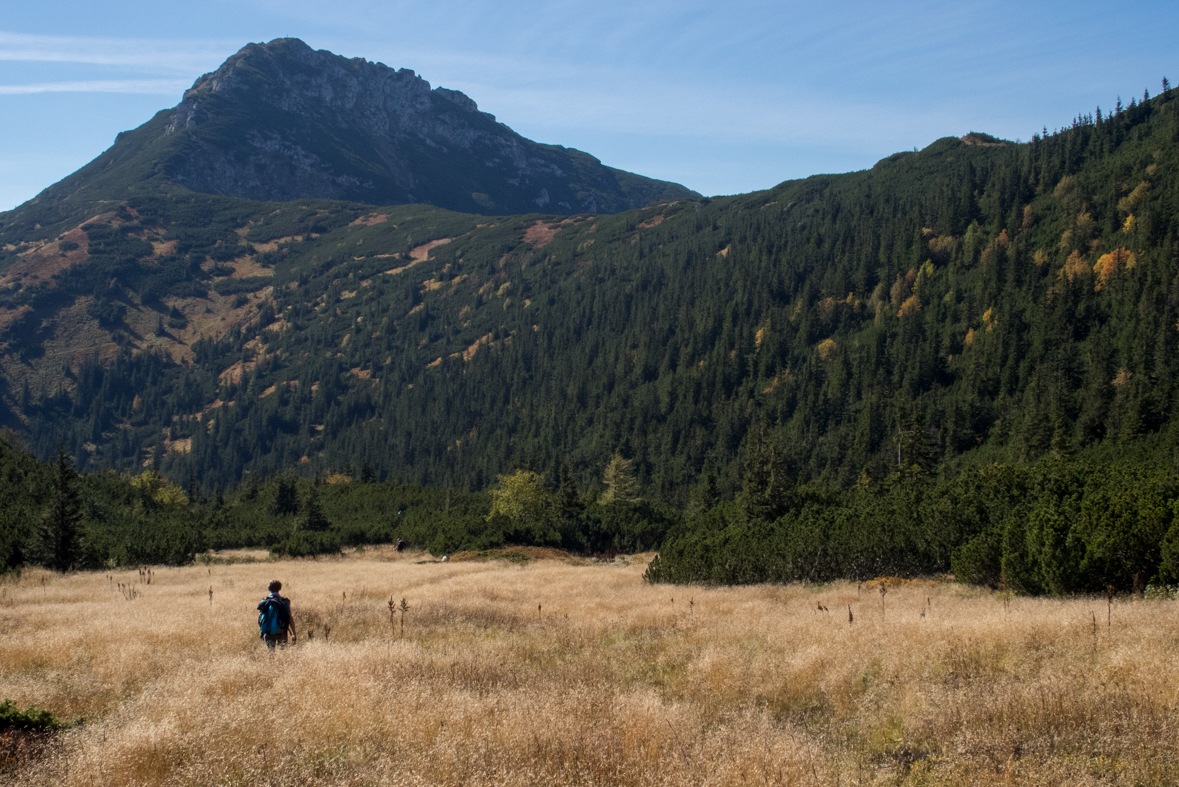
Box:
271;475;300;516
739;424;790;524
558;463;581;518
301;484;330;532
187;465;204;506
37;443;83;572
689;471;719;516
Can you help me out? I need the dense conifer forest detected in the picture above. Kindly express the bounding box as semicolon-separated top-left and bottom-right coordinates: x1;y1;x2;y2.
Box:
2;82;1178;591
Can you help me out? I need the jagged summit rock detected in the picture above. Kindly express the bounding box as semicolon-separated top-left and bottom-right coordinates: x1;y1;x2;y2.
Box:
151;38;697;213
166;38;476;136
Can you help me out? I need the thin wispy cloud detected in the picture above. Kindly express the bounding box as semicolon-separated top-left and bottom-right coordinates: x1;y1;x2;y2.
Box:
0;31;234;73
0;80;189;95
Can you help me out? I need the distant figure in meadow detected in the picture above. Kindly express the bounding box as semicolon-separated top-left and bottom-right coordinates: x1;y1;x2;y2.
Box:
396;539;407;552
257;579;297;648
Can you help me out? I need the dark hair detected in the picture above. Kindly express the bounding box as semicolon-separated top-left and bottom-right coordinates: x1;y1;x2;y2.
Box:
268;580;282;593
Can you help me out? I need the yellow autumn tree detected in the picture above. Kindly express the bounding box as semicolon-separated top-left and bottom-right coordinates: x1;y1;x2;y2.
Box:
982;307;996;332
130;470;188;509
1117;181;1150;215
897;294;922;318
487;470;550;524
816;338;839;362
600;454;639;505
1059;250;1089;283
1094;248;1136;291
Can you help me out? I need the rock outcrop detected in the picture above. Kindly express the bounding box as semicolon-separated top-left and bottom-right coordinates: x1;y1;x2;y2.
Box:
157;38;697;214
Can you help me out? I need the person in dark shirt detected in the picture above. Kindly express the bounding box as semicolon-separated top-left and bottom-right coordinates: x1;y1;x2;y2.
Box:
258;579;298;648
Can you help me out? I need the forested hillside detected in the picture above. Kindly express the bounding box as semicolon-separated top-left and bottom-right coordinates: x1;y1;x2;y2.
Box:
1;83;1178;590
5;83;1176;504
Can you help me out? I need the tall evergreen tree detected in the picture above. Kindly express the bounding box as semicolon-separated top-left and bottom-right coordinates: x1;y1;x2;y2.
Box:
739;424;790;524
301;484;330;532
557;463;581;519
187;465;204;506
271;475;299;516
36;443;83;572
689;471;720;516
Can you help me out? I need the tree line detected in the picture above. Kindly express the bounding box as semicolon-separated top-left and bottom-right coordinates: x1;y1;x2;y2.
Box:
0;433;674;572
7;427;1179;596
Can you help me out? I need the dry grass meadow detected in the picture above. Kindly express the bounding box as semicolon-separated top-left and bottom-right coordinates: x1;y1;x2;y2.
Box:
2;548;1179;786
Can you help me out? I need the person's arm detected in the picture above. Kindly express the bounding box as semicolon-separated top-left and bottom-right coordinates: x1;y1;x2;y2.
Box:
286;603;297;642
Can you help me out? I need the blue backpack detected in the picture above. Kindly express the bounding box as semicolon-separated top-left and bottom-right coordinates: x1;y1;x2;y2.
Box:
258;596;290;637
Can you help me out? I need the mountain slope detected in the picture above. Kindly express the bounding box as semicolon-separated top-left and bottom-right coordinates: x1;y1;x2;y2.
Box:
2;85;1177;504
0;37;697;246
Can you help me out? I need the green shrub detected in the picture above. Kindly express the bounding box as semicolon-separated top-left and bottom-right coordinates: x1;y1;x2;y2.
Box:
0;700;66;732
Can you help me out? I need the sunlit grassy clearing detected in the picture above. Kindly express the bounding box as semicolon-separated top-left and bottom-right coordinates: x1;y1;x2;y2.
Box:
3;553;1179;786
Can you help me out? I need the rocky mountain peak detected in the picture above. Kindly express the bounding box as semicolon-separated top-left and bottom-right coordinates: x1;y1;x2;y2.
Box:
166;39;478;136
152;38;696;214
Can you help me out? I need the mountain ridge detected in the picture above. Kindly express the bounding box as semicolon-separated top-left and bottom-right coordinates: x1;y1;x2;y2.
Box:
0;37;698;244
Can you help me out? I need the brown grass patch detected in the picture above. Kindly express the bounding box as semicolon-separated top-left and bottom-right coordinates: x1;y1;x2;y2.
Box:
151;239;177;256
250;237;299;253
206;548;271;563
409;238;452;262
523;220;560;248
218;360;253;386
447;546;586;563
0;304;32;335
462;333;493;361
380;238;451;277
0;225;91;291
349;213;390;227
163;437;191;454
4;559;1179;785
211;256;273;280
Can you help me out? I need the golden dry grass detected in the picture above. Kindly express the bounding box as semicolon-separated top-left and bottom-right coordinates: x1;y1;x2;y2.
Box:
2;553;1179;785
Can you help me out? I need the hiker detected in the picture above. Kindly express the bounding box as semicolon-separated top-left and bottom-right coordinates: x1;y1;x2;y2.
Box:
257;579;297;648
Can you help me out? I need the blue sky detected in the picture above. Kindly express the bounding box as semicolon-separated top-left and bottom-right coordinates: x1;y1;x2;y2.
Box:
1;0;1176;211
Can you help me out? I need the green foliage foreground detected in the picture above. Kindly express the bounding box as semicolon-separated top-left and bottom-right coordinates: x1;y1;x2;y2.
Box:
647;455;1179;594
0;700;67;732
